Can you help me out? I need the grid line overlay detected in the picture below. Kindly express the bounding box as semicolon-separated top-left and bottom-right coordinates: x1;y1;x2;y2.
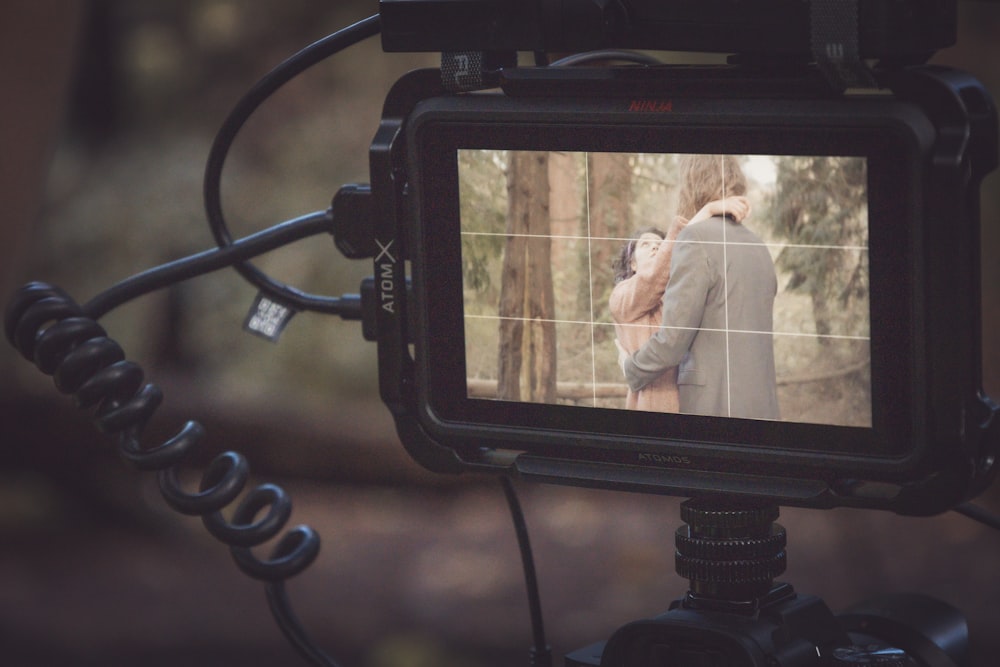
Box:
462;230;868;254
461;314;870;342
460;234;870;345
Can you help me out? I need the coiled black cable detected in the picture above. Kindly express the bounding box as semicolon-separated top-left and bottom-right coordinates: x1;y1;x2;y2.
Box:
4;279;338;666
5;281;321;582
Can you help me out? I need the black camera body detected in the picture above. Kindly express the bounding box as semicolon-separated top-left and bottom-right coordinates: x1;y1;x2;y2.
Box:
364;58;998;517
564;589;970;667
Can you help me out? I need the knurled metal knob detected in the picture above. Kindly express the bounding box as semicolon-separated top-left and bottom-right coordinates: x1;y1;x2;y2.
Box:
675;498;786;599
680;498;780;537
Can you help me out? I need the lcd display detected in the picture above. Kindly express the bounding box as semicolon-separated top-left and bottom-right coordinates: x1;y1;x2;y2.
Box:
457;150;871;428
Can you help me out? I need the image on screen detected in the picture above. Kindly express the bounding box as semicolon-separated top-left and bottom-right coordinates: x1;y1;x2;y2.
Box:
457;150;871;428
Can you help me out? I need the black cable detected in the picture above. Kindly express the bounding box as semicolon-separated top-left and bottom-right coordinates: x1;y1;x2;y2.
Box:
202;14;381;314
953;502;1000;532
267;582;339;667
4;210;354;666
4;281;324;573
83;209;340;320
501;476;552;667
5;281;339;666
4;206;356;667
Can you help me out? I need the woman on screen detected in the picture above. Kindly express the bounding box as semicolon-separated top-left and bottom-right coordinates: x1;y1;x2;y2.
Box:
610;192;749;412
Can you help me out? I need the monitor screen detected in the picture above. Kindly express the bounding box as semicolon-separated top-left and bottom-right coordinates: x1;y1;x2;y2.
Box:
457;150;871;428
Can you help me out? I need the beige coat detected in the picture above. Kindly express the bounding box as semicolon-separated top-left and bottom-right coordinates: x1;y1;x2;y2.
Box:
609;217;687;412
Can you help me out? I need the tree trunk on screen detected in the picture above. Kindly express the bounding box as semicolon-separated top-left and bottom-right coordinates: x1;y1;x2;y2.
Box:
587;153;631;280
498;151;556;403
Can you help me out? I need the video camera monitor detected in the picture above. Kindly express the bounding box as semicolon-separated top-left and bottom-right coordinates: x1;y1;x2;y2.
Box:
369;67;998;515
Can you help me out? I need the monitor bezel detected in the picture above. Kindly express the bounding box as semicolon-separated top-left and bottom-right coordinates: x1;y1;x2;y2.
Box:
406;104;925;471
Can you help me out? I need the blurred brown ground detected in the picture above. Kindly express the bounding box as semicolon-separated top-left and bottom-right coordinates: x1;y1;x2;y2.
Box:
1;1;999;666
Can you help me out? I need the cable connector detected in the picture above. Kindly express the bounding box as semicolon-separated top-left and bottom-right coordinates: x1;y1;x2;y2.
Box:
332;183;376;259
330;183;383;338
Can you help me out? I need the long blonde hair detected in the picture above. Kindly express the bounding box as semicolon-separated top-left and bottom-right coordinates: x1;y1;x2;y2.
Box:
676;155;747;221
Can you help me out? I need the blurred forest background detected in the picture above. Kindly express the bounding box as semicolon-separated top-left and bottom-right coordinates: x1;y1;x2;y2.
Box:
1;1;999;666
460;150;870;425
